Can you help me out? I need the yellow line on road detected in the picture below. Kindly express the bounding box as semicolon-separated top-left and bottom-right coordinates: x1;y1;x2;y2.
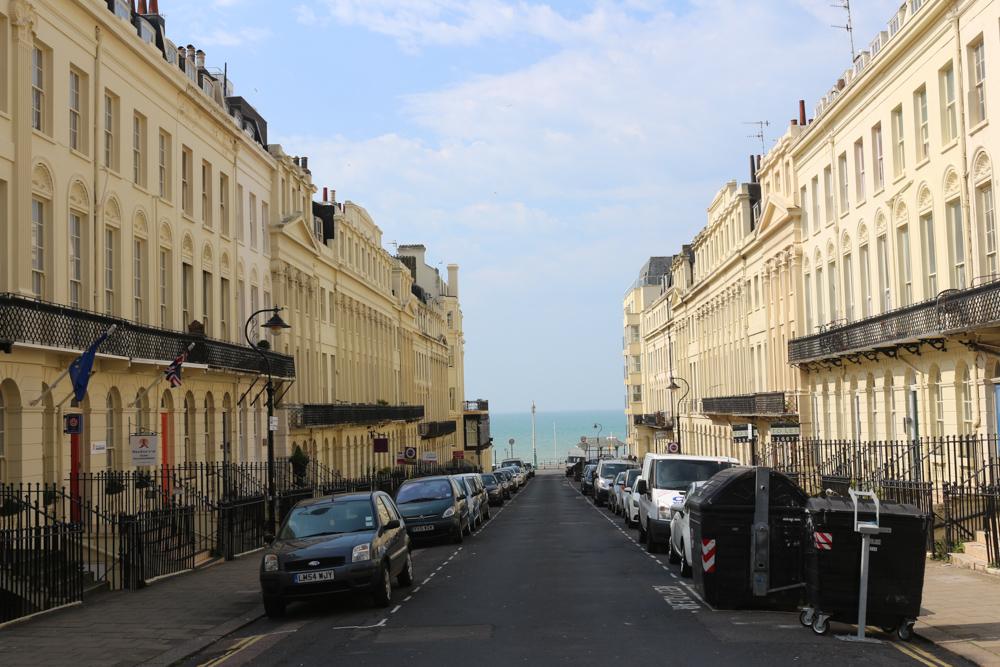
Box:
198;634;265;667
891;640;953;667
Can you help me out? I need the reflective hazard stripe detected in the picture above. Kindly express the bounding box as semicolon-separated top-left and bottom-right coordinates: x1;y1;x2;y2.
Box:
702;539;716;572
814;532;833;550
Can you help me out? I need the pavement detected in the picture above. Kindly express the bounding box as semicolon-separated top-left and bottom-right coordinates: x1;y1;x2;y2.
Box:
0;514;998;666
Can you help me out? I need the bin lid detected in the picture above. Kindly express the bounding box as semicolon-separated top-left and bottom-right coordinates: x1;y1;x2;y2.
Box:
805;495;927;521
688;467;808;510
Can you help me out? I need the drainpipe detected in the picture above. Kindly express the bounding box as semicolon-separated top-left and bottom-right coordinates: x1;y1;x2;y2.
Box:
92;26;103;310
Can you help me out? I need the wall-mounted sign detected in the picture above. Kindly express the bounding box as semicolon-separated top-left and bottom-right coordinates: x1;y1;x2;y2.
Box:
64;413;83;434
421;451;438;463
129;434;158;466
732;423;755;443
404;446;417;465
396;451;405;465
373;437;389;453
770;421;801;443
453;451;465;460
91;440;107;455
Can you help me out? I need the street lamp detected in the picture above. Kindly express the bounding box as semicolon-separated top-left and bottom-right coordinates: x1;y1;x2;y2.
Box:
667;376;689;453
593;422;602;459
245;307;291;535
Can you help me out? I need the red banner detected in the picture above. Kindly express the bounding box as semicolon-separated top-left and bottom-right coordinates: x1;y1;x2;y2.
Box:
452;451;465;460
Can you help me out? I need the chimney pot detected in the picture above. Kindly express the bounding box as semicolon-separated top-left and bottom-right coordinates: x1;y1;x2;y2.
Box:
323;187;328;202
756;155;762;172
138;0;147;14
196;50;205;68
750;155;757;183
177;46;186;58
301;157;308;169
292;156;299;166
791;119;798;126
799;100;807;126
808;118;814;125
331;190;336;203
149;0;159;13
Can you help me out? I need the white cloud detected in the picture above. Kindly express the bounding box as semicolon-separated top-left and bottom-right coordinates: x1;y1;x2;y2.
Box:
190;26;270;46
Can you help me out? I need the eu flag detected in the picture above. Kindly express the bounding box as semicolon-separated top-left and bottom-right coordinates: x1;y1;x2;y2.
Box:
68;329;113;402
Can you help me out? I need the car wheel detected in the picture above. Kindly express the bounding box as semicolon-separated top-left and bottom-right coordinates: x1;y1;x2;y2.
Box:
372;562;392;608
397;551;414;587
485;505;492;520
638;519;647;543
453;528;464;544
679;543;692;577
463;519;472;536
263;596;285;618
668;542;680;564
624;511;631;527
647;536;658;554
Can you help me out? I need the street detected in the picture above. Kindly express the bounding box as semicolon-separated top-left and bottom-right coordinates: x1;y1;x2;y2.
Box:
178;470;967;667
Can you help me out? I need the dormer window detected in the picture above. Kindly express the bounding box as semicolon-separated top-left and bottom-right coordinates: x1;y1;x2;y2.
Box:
186;61;197;84
888;14;900;37
137;18;155;43
202;77;214;96
165;43;177;65
243;123;255;138
314;217;324;242
114;0;130;20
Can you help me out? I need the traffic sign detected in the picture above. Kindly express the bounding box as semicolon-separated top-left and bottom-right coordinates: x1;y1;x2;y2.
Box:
580;435;587;443
404;446;417;465
666;441;681;454
508;438;514;445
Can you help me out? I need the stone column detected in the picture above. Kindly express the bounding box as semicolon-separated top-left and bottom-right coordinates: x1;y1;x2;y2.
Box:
10;2;37;295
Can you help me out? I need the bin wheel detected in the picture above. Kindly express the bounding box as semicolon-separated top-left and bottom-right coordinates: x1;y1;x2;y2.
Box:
799;608;815;627
897;621;915;642
812;615;830;636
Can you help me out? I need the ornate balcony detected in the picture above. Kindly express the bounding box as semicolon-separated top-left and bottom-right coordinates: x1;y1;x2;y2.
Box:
463;399;489;412
701;391;796;417
0;292;294;378
419;420;457;439
788;279;1000;365
287;403;424;428
632;412;674;430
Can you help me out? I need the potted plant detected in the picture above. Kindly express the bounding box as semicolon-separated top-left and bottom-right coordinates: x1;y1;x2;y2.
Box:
105;474;125;496
289;445;310;485
135;471;153;490
257;339;271;350
0;496;21;516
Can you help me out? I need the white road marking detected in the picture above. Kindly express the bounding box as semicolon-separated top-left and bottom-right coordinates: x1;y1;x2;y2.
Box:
404;596;412;601
390;605;401;614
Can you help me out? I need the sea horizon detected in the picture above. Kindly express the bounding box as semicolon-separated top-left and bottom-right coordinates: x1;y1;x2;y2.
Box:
488;408;628;466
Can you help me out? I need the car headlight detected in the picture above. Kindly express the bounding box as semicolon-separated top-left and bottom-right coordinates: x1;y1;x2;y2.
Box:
263;554;279;572
597;479;609;489
352;544;371;563
658;504;671;520
443;506;456;518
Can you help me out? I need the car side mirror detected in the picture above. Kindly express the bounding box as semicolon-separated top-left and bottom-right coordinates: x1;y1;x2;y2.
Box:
263;534;276;545
670;503;684;514
384;519;401;530
636;479;647;495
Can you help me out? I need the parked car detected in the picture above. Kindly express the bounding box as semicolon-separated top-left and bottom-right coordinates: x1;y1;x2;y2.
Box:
394;476;471;544
493;469;514;498
580;465;597;495
636;454;739;554
621;469;642;528
453;476;482;530
593;459;639;507
608;471;627;514
259;491;413;618
523;463;535;479
668;481;707;577
499;466;524;489
479;473;505;506
458;473;490;523
500;458;526;474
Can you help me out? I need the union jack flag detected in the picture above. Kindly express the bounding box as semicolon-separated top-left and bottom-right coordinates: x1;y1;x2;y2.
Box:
165;349;188;387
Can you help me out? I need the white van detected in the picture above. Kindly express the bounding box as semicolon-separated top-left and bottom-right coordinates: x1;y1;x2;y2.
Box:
635;454;739;555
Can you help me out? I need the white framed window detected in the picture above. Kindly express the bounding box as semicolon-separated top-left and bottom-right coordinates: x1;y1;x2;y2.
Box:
981;184;997;277
69;212;83;308
816;266;825;324
828;260;838;322
181;147;192;215
261;202;269;253
69;69;81;150
843;253;854;323
182;262;193;325
104;227;116;315
811;177;820;233
104;93;117;170
854;139;866;203
800;186;808;231
948;199;966;289
877;234;891;313
31;199;45;298
860;243;872;318
916;88;929;160
824;166;834;221
237;185;244;242
219;174;229;236
972;40;987;124
942;65;958;143
838;153;849;212
897;224;913;306
106;393;116;470
892;107;905;177
873;123;884;191
132;113;145;186
201;162;211;225
202;270;212;337
159;248;168;327
133;239;144;322
158;131;169;198
249;194;256;248
921;213;937;298
220;277;230;341
31;47;44;131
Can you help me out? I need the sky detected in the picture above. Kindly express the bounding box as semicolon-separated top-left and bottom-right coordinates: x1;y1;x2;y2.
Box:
161;0;903;413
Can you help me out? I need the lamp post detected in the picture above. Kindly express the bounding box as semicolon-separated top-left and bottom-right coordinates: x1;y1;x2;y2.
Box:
593;422;602;459
244;306;291;535
667;376;690;454
531;400;537;469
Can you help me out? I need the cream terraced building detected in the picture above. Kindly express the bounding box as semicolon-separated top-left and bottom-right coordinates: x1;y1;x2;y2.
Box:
625;0;1000;457
0;0;486;485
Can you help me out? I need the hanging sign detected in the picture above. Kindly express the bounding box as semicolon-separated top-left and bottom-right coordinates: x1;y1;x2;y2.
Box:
770;421;801;443
453;451;465;460
373;437;389;453
732;423;755;443
130;434;159;466
64;413;83;434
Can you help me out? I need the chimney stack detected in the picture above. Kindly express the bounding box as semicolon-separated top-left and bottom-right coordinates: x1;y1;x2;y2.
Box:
331;190;336;203
756;155;762;173
799;100;807;126
301;157;308;170
323;187;328;202
196;49;205;69
447;264;460;298
750;155;757;183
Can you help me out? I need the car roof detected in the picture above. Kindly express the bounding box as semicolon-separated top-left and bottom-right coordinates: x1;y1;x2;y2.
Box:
642;454;741;463
293;492;377;509
400;475;453;484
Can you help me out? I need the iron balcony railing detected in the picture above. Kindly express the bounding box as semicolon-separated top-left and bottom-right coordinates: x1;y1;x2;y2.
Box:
624;275;663;296
287;403;424;428
463;399;489;412
701;391;796;416
419;420;457;439
632;412;674;429
788;278;1000;363
0;292;294;378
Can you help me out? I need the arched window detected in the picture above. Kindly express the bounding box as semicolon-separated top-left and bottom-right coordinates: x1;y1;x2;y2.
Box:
184;394;195;463
106;392;117;470
0;390;6;483
897;222;913;306
930;367;944;437
961;366;973;436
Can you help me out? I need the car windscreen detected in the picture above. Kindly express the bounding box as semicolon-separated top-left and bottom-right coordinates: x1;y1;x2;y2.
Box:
480;474;497;485
625;469;641;486
567;456;585;463
455;478;470;494
599;463;633;479
396;479;454;504
653;460;732;490
279;500;375;539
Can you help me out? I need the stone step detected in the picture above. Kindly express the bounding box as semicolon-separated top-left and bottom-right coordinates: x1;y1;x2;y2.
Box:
975;530;987;543
964;541;989;562
950;551;990;573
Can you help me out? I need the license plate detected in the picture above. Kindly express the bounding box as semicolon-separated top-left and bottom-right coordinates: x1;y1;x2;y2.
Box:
295;570;335;583
411;525;434;532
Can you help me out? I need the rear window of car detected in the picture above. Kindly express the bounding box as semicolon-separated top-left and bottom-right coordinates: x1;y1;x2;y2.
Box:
599;463;634;479
396;479;454;504
480;474;496;484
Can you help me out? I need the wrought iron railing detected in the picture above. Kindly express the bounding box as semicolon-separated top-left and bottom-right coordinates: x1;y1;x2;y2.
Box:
788;277;1000;363
701;391;794;416
287;403;424;428
632;412;674;429
0;293;295;378
463;399;489;412
419;420;457;439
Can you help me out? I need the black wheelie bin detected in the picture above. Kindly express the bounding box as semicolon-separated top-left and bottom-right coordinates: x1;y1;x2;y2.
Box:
688;467;809;609
800;495;929;641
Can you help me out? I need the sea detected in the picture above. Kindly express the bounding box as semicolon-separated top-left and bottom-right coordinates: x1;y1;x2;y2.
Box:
489;408;628;467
